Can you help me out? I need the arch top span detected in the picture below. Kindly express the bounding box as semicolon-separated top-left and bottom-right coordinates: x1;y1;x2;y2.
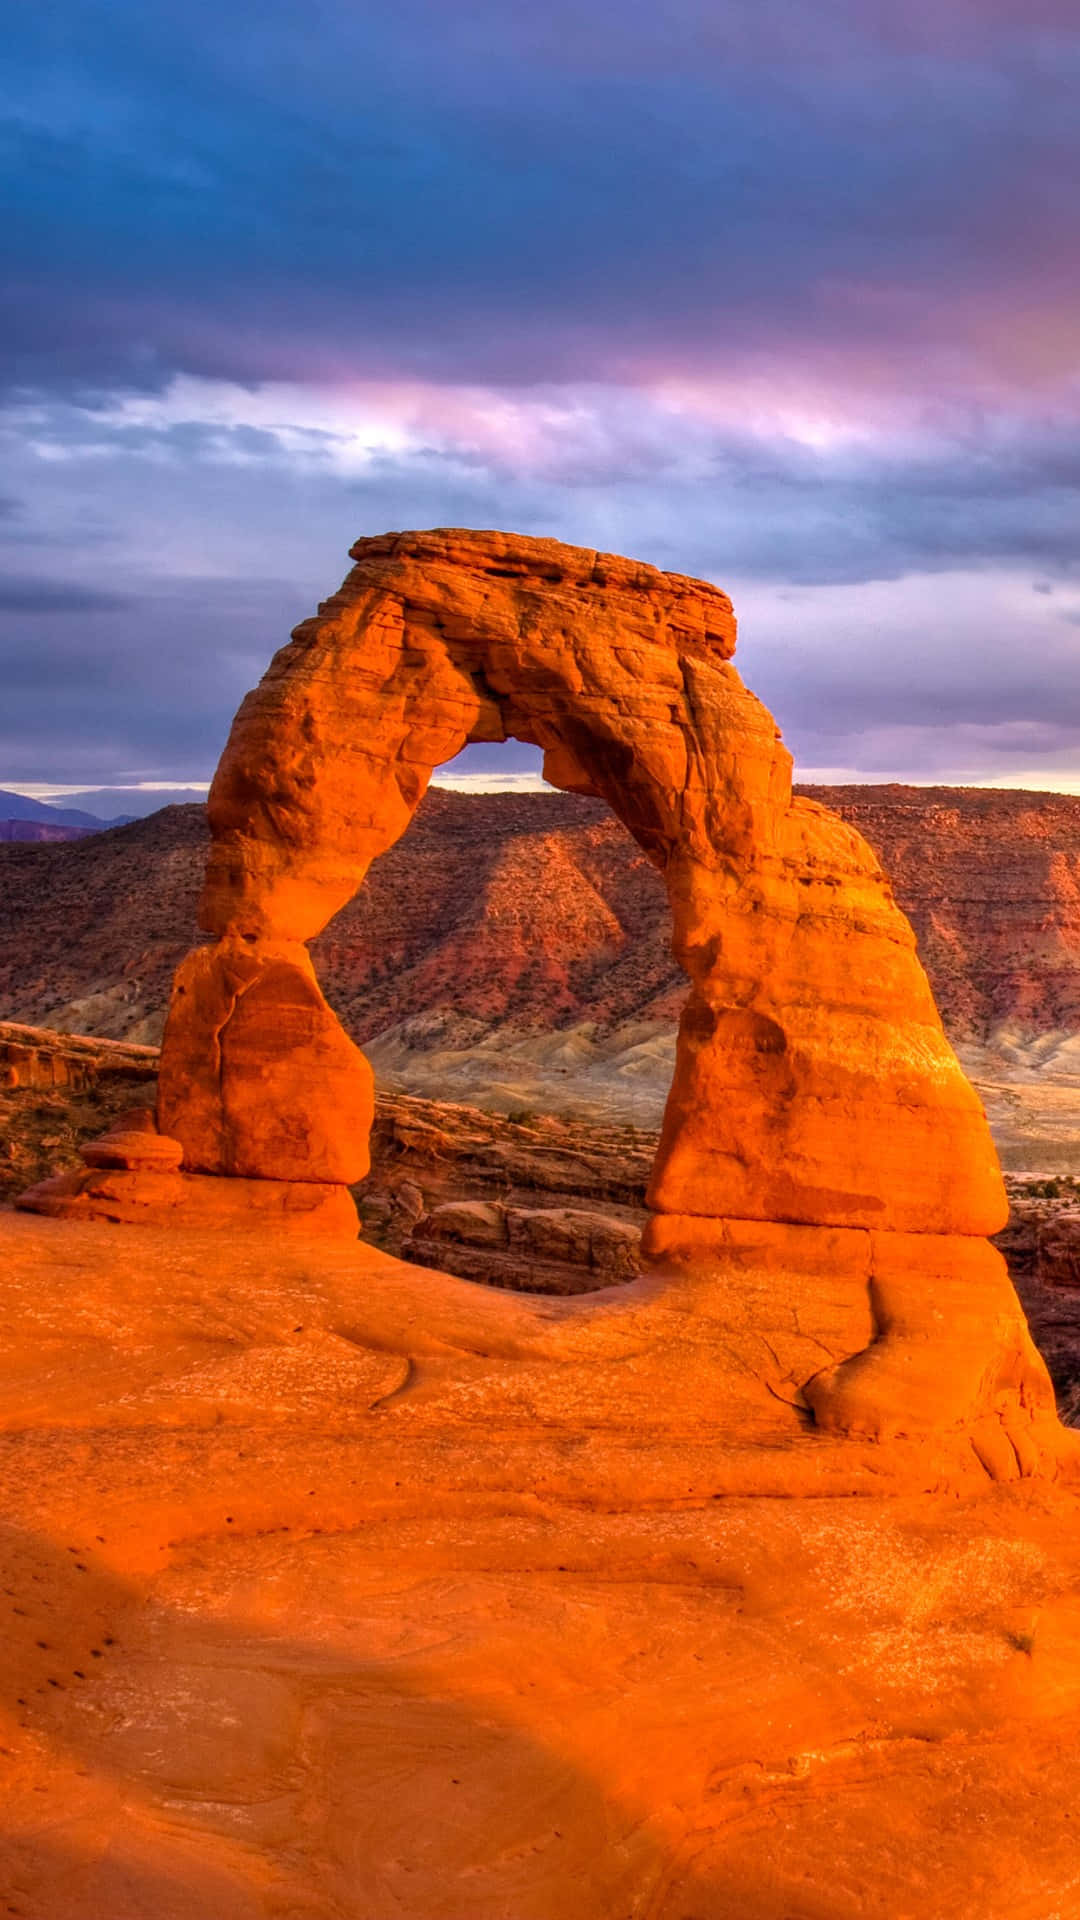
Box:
198;527;756;945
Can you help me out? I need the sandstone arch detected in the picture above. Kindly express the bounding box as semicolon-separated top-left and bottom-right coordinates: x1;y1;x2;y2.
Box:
155;528;1056;1461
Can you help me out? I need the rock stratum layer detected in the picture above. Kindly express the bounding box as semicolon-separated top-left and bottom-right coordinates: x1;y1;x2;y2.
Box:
8;784;1080;1079
147;527;1056;1462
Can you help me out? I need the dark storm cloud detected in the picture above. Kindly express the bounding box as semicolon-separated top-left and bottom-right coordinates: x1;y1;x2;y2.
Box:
3;0;1080;789
4;0;1080;396
0;570;300;782
343;409;1080;589
1;391;1079;787
0;576;133;613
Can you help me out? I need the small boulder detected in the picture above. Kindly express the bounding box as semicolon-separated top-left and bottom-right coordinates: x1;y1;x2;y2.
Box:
82;1130;184;1173
419;1200;508;1247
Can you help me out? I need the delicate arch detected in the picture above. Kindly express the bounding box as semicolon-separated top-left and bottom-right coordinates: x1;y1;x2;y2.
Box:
158;527;1003;1239
148;528;1065;1462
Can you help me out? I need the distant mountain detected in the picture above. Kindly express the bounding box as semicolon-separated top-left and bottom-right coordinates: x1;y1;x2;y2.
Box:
0;785;214;826
0;819;97;844
60;787;209;820
0;789;131;830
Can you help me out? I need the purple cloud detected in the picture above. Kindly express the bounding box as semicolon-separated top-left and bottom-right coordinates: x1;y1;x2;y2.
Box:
2;0;1079;791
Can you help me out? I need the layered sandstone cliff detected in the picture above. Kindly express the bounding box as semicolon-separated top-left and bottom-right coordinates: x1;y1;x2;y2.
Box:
6;784;1080;1066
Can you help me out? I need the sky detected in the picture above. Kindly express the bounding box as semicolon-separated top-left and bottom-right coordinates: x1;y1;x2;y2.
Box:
3;0;1080;802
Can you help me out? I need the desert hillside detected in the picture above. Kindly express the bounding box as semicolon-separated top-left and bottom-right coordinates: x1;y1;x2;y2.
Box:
5;782;1080;1035
0;791;680;1046
808;784;1080;1040
4;783;1080;1157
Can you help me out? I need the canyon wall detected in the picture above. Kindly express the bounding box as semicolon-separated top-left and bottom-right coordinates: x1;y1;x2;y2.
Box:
5;785;1080;1059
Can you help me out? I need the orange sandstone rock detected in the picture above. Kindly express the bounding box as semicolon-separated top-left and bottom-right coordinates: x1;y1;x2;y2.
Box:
16;1110;359;1237
81;1126;183;1172
158;937;373;1182
163;529;1000;1228
146;528;1047;1457
17;1162;359;1237
1;1206;1080;1919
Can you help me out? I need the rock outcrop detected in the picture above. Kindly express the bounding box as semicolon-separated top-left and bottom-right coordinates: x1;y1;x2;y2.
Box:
0;1022;160;1204
18;1107;358;1237
405;1197;642;1294
1037;1206;1080;1289
0;1021;158;1095
145;527;1056;1466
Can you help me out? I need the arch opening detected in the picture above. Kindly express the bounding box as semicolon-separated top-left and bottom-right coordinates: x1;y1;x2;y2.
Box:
313;755;678;1122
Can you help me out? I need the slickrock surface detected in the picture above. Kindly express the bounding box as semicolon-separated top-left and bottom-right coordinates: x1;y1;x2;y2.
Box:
2;1207;1080;1918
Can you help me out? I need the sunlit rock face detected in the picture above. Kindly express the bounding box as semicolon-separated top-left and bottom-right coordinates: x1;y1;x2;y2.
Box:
160;529;997;1223
154;528;1056;1460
